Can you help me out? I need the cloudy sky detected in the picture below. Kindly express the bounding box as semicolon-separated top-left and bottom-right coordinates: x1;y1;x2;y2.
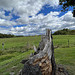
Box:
0;0;75;36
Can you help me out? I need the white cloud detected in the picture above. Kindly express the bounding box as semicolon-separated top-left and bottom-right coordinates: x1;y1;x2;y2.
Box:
0;0;59;15
0;18;17;26
0;11;12;20
0;0;59;25
10;11;75;36
0;27;11;34
0;0;75;35
59;11;75;29
0;10;16;26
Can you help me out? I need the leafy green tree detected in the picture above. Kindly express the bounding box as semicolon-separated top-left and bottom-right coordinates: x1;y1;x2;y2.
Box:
53;29;75;35
0;33;15;38
59;0;75;17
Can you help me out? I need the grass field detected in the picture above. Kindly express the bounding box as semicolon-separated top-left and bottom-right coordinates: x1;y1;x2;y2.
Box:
0;35;75;75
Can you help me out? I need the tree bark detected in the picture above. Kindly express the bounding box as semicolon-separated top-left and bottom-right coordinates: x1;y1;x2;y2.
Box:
20;29;56;75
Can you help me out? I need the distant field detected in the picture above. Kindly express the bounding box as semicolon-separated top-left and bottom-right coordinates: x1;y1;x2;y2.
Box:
0;35;75;75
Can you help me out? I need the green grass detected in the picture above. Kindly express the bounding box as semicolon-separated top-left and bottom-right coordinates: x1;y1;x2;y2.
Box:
0;50;34;75
0;35;75;75
55;47;75;75
0;36;41;50
55;47;75;65
53;35;75;47
0;35;74;50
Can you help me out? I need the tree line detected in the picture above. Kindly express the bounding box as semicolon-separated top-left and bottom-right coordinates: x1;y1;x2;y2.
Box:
0;33;25;38
0;33;15;38
53;29;75;35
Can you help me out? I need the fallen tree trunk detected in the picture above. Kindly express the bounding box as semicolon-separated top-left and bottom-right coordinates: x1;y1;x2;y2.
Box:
20;29;56;75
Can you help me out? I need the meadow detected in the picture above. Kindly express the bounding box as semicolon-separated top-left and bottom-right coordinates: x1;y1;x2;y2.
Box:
0;35;75;75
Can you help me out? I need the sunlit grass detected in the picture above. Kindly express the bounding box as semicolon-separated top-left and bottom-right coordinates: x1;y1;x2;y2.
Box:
55;47;75;75
0;35;75;75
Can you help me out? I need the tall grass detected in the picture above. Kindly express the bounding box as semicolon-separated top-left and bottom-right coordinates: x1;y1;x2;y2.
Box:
0;35;75;75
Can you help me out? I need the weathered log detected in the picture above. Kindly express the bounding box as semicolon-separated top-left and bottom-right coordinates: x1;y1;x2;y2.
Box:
20;29;56;75
33;45;37;52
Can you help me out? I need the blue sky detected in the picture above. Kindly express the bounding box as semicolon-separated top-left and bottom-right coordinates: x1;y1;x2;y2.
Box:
0;0;75;36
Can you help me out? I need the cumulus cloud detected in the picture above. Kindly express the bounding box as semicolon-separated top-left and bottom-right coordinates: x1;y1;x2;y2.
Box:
0;18;17;26
0;27;11;34
10;11;75;36
0;10;12;20
59;11;75;29
0;0;59;15
0;0;59;26
0;0;75;35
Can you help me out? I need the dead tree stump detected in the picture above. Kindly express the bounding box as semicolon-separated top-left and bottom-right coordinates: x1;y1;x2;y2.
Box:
20;29;56;75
